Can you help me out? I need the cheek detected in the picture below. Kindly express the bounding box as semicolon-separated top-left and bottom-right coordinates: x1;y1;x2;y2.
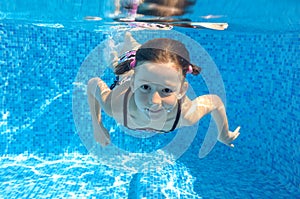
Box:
162;95;178;107
134;92;147;106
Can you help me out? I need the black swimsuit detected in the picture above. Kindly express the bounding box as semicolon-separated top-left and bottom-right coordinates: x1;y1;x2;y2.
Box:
123;87;181;133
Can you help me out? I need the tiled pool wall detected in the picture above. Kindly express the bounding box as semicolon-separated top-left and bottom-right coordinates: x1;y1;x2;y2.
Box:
182;29;299;192
1;22;299;191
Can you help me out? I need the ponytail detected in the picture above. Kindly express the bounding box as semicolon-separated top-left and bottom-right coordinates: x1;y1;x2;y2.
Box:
189;64;201;76
114;50;137;75
114;60;132;75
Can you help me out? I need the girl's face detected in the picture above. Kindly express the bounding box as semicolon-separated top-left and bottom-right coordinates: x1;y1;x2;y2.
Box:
131;61;188;120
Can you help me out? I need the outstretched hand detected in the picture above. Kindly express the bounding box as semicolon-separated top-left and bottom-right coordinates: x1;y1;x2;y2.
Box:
218;126;240;148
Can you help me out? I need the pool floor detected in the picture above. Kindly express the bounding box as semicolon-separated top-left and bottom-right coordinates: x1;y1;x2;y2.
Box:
1;152;298;198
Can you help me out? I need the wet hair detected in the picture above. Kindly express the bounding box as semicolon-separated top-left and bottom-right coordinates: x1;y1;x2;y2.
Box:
114;38;201;78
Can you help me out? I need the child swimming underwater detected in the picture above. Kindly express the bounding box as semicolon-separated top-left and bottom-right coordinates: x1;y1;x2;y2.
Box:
87;33;240;147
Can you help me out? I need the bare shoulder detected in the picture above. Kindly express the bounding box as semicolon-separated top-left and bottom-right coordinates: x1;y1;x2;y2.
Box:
104;70;133;117
108;81;131;119
179;96;195;126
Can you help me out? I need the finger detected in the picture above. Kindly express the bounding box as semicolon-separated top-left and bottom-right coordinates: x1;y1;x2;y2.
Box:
233;132;240;140
234;126;241;133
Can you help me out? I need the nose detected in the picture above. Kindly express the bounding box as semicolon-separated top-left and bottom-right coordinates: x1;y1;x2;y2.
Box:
150;91;162;105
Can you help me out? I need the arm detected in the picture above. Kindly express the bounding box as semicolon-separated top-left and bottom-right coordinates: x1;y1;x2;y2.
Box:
87;77;112;146
185;94;240;147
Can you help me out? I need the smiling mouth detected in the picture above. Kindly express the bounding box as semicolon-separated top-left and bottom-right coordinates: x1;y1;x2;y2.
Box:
145;108;163;113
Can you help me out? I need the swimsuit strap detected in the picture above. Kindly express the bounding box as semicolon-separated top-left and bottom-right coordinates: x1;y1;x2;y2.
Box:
123;87;131;127
169;99;181;132
123;87;181;132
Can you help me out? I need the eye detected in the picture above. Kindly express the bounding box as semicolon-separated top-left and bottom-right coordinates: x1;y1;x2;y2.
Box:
140;84;151;91
162;88;173;93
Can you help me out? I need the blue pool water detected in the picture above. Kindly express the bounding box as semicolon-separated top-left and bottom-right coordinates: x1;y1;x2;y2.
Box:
1;1;300;198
